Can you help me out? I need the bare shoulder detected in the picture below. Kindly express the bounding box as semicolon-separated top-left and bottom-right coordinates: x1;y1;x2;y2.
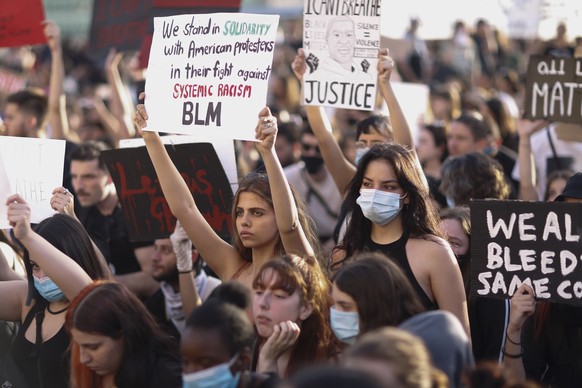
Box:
408;235;456;263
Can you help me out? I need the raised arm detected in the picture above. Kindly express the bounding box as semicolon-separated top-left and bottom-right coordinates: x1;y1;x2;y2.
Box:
292;48;356;195
170;221;201;317
377;48;428;191
104;49;135;140
255;107;314;258
517;118;547;201
6;194;92;301
43;20;70;141
503;284;535;382
134;100;242;280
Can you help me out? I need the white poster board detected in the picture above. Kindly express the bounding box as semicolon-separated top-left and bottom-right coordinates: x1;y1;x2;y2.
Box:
144;13;280;141
302;0;381;111
0;136;65;229
0;153;11;228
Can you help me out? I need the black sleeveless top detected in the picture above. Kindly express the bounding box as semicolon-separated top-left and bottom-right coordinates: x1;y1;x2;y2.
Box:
365;231;437;311
9;300;70;388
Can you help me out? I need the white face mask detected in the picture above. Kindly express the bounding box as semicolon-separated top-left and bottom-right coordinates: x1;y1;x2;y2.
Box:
356;189;406;226
182;353;240;388
354;147;370;166
330;307;359;344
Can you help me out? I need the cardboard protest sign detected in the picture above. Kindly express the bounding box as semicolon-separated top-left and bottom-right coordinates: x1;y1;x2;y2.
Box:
119;136;239;195
0;137;65;228
524;55;582;124
88;0;152;57
101;142;233;241
0;0;46;48
471;200;582;305
143;12;279;140
302;0;381;111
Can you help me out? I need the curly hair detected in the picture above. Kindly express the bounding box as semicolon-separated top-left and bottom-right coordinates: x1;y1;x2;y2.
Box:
440;152;510;206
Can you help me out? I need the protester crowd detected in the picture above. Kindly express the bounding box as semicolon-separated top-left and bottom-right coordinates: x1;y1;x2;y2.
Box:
1;13;582;388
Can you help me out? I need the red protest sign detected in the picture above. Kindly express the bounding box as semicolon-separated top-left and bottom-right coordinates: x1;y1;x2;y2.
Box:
0;0;46;48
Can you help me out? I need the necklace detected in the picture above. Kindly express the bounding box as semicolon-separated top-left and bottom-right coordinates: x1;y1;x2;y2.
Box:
47;303;69;315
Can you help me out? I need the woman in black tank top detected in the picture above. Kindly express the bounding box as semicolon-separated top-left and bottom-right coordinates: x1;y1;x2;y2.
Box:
1;195;107;388
329;144;470;336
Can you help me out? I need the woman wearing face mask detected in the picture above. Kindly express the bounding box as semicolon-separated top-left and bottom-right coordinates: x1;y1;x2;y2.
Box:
1;194;108;388
330;252;473;387
330;252;425;345
66;281;182;388
292;48;425;245
329;143;470;337
251;254;337;378
181;298;279;388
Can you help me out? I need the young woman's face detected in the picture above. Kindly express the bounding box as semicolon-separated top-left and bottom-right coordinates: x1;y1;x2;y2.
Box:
331;282;358;313
180;327;233;374
252;269;308;338
440;218;469;256
235;191;278;249
71;329;123;376
415;128;442;164
361;159;406;197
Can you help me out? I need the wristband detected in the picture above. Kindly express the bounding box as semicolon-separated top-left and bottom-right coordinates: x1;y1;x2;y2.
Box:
502;346;524;359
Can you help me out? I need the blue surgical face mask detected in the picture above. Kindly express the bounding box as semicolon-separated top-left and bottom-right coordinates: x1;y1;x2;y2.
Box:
183;353;240;388
446;196;455;208
330;307;359;345
33;275;66;302
356;189;405;226
354;147;370;166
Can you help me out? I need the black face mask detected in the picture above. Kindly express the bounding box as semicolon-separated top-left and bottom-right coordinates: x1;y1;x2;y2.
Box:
456;253;470;266
302;156;325;174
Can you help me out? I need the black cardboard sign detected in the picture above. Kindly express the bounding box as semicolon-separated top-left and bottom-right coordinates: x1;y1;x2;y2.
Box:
470;200;582;305
102;142;233;241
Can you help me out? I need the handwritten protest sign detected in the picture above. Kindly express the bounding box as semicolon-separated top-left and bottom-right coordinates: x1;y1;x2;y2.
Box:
471;200;582;305
143;13;279;140
302;0;381;111
119;136;239;194
0;0;46;48
101;143;233;241
0;137;65;228
524;55;582;124
0;153;11;228
136;0;243;69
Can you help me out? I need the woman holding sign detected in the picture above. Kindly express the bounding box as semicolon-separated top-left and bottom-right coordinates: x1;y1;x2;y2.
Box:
134;101;321;293
328;143;471;337
1;195;107;388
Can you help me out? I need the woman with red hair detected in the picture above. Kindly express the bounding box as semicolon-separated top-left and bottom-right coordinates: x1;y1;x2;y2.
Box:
66;281;182;388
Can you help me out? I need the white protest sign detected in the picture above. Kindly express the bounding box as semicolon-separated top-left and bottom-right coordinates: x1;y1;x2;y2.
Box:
0;153;11;228
0;136;65;228
144;13;280;141
119;136;239;194
390;81;430;141
302;0;381;111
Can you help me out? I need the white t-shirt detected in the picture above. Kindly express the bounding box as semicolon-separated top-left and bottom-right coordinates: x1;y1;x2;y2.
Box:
512;123;582;198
